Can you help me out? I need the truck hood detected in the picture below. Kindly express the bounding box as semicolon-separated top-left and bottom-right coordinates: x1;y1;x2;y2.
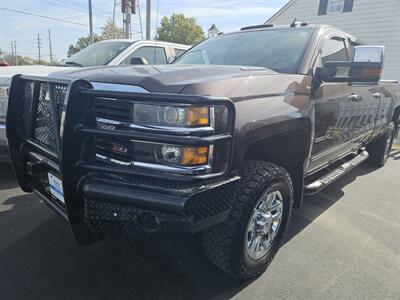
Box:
0;65;76;85
56;64;310;100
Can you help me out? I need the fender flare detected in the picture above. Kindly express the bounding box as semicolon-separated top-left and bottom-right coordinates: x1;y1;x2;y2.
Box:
233;117;314;169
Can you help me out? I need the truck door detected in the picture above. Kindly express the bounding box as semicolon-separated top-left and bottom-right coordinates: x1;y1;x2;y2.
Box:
308;36;355;173
346;41;381;148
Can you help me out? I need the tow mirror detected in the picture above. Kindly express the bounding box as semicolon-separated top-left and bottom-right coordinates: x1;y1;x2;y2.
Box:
316;46;385;84
130;57;149;65
353;46;385;64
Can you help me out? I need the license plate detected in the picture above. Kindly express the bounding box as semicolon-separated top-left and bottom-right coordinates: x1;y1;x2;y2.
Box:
48;173;65;204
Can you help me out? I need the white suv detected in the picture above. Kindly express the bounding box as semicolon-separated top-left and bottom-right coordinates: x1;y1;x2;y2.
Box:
63;39;189;67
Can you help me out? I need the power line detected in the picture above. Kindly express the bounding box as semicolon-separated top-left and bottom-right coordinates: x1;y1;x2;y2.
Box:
0;7;102;29
67;0;113;14
38;0;111;19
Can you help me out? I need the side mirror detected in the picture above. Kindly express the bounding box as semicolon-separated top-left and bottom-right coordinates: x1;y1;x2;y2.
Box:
353;45;385;64
130;57;149;65
316;45;385;84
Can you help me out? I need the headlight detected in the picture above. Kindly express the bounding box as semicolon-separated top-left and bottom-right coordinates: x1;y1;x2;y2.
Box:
134;142;210;167
95;99;231;174
0;86;8;123
134;104;210;127
130;104;213;169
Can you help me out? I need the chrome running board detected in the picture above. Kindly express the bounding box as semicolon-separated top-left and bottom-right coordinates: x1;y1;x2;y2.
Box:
304;150;369;195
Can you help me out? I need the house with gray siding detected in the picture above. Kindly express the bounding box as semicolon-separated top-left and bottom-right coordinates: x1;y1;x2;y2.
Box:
267;0;400;80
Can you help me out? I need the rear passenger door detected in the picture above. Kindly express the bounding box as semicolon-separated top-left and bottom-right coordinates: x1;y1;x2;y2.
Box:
308;36;356;173
346;41;381;148
122;46;168;65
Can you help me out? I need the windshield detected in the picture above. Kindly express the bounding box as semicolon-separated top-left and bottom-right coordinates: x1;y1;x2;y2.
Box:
65;41;132;67
174;28;313;74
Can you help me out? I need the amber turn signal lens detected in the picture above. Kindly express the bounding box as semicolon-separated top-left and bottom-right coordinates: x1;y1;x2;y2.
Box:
186;107;209;127
360;67;382;77
181;146;209;166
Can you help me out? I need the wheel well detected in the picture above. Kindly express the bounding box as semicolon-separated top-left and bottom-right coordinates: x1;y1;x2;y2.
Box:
243;130;309;209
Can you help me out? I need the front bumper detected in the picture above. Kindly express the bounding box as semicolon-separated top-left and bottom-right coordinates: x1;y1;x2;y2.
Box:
0;123;9;162
82;175;239;238
7;75;237;245
29;164;239;240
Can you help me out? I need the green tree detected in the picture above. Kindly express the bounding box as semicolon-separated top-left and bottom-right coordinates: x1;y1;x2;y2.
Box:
67;34;101;57
101;18;124;40
67;19;123;57
156;14;205;45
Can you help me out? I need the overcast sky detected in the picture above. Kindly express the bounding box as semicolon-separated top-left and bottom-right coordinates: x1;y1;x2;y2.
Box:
0;0;288;61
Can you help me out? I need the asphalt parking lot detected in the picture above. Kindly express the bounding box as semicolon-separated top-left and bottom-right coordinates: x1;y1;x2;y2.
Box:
0;152;399;300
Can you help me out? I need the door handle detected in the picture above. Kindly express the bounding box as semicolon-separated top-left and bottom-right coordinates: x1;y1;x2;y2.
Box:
348;94;361;102
373;93;381;99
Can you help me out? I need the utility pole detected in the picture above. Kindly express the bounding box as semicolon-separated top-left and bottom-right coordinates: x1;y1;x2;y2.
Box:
122;0;131;39
112;0;116;24
9;41;15;65
13;40;18;66
48;30;53;64
37;34;42;61
138;0;144;39
146;0;151;40
88;0;94;44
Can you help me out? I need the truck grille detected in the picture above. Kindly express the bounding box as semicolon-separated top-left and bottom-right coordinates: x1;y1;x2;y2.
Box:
23;80;68;152
94;98;131;123
94;98;133;164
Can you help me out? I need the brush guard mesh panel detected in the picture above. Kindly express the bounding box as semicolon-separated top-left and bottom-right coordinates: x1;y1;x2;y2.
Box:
25;82;68;152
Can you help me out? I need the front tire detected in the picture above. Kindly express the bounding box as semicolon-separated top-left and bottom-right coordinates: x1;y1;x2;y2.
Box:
203;161;293;279
367;122;395;167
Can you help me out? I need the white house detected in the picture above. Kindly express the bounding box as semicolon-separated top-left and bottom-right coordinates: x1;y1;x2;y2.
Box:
267;0;400;80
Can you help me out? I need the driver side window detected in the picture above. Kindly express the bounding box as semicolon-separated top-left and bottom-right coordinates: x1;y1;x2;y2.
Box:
122;46;167;65
319;37;349;67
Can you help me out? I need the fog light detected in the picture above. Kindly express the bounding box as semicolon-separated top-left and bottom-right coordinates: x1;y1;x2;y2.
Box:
156;144;209;166
161;145;182;164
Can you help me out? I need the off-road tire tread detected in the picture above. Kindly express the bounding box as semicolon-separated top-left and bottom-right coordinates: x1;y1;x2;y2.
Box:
203;160;293;279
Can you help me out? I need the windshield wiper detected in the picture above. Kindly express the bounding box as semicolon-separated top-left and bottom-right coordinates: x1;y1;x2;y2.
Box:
64;61;83;67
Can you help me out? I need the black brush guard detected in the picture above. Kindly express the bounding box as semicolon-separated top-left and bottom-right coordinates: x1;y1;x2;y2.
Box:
7;75;238;245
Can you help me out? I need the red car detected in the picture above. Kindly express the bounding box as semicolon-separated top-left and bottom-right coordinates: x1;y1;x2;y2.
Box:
0;60;9;67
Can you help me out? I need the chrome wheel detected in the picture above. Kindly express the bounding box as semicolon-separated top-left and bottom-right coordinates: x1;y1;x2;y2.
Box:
245;190;284;260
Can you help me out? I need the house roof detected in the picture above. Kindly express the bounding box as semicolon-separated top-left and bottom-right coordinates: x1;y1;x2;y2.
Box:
208;24;219;31
266;0;299;23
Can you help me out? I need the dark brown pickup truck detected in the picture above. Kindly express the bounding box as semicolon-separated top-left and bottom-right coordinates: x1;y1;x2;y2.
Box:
6;23;400;279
